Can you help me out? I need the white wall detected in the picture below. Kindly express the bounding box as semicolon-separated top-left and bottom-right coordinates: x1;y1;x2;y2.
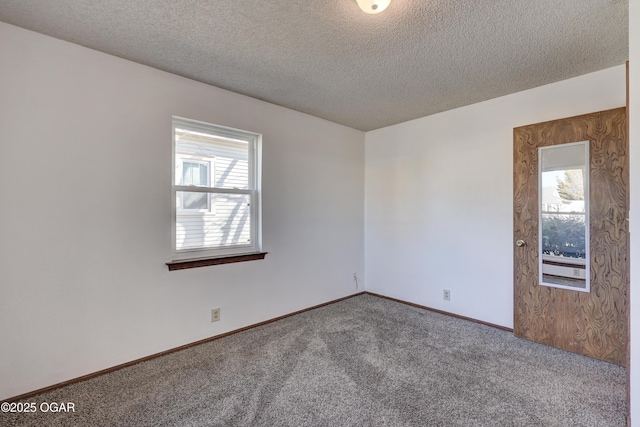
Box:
629;0;639;422
0;23;365;400
365;66;627;328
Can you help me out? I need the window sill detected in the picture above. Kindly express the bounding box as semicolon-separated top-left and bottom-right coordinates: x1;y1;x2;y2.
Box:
166;252;267;271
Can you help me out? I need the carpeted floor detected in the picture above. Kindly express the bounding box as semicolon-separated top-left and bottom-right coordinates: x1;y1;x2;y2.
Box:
2;294;626;426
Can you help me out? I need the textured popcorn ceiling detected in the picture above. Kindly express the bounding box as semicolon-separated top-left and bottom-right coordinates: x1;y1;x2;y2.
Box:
0;0;628;131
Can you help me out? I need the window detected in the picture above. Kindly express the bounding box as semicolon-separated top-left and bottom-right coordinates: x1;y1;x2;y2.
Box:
178;158;212;212
172;117;262;260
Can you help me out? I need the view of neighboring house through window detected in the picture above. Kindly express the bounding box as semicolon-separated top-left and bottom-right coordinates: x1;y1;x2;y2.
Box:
180;160;211;211
172;117;261;258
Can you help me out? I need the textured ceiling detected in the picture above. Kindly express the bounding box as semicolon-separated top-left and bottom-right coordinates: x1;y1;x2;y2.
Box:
0;0;629;131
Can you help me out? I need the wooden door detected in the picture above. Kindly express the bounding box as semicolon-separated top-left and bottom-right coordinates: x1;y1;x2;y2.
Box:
513;107;628;366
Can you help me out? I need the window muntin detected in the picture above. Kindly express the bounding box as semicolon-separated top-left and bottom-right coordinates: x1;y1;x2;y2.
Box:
172;117;261;258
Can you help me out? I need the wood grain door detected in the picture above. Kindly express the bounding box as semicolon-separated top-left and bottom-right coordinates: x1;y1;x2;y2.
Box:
513;107;628;366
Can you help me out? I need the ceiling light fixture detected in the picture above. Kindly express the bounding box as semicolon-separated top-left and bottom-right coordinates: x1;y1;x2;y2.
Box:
356;0;391;14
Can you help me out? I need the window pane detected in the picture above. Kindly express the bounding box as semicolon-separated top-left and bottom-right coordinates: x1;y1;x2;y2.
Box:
182;191;209;211
182;161;208;186
175;128;249;189
199;164;207;185
176;192;251;251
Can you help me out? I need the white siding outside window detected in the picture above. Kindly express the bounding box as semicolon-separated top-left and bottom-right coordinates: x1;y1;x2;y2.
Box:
172;117;261;258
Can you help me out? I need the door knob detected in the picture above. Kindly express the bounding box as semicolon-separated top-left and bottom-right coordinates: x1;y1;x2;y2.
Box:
515;239;526;247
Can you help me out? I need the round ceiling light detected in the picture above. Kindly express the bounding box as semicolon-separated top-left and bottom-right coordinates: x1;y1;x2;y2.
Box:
356;0;391;14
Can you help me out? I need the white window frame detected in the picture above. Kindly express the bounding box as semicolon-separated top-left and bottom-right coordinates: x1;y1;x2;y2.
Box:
172;117;262;259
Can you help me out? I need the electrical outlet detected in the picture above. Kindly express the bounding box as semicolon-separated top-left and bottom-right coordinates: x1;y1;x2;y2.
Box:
443;290;451;301
211;308;220;322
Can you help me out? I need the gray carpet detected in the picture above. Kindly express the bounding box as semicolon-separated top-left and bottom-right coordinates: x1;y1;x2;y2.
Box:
2;294;626;426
